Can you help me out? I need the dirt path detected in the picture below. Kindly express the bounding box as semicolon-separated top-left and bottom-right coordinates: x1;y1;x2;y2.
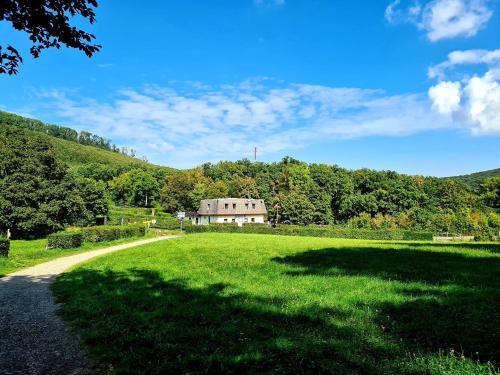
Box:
0;235;179;375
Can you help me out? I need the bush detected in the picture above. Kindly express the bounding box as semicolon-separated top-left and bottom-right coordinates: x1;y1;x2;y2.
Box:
78;225;146;243
47;232;83;249
185;224;433;241
0;238;10;256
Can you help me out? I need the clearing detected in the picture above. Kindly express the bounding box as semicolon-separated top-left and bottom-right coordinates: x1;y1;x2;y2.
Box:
52;233;500;374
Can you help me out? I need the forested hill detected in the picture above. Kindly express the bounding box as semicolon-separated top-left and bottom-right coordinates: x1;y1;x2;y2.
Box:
447;168;500;192
0;110;119;151
0;110;175;173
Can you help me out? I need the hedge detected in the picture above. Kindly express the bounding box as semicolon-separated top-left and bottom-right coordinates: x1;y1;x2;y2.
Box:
185;224;433;241
47;232;83;249
151;217;191;230
77;225;146;243
0;238;10;257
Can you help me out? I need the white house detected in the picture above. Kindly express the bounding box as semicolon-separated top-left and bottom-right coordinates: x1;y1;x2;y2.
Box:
192;198;267;226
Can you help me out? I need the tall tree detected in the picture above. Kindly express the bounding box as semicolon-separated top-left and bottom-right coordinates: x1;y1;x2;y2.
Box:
160;169;208;212
228;176;259;199
109;169;160;207
0;127;106;238
0;0;101;74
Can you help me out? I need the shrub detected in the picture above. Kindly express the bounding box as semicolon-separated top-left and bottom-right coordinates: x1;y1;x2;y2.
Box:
78;225;146;243
0;238;10;256
47;232;83;249
185;224;433;241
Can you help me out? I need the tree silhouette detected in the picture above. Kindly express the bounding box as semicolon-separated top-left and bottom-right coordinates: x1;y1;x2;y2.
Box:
0;0;101;75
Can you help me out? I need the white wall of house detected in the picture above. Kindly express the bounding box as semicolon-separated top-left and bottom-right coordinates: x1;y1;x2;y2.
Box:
191;215;265;226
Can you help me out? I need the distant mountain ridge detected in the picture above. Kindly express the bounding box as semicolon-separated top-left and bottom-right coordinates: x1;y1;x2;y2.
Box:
446;168;500;192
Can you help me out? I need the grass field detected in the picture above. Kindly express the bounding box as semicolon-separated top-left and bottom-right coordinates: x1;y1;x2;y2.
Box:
0;234;156;277
52;234;500;374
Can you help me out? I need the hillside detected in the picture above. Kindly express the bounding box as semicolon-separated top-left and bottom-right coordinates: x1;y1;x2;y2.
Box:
0;110;175;173
447;168;500;192
44;133;175;173
50;136;151;168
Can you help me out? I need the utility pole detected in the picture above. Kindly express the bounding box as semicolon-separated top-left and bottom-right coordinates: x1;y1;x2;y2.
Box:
254;146;257;161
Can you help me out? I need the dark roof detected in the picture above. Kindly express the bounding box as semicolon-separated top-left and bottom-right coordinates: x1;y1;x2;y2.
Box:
197;198;267;215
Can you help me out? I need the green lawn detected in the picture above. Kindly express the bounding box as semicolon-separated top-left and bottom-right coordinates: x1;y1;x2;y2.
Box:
0;234;156;277
52;233;500;374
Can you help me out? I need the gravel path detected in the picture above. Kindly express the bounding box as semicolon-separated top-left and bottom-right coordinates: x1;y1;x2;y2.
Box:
0;235;179;375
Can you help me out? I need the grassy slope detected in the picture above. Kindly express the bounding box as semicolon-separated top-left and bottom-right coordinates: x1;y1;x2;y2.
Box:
447;168;500;192
49;136;152;168
0;234;156;277
53;233;500;374
0;113;175;171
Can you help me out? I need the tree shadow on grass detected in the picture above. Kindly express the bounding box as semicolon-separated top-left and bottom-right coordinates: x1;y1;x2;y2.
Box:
273;246;500;367
53;268;432;375
391;241;500;253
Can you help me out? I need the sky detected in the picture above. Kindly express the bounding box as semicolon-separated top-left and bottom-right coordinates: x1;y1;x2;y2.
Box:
0;0;499;176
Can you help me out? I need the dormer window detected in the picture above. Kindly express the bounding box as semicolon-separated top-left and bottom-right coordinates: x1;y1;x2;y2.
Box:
252;203;256;209
245;203;249;209
232;203;236;209
224;203;228;209
207;203;211;210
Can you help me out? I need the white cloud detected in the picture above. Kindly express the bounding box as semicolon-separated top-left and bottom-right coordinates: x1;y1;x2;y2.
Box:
428;50;500;134
464;69;500;134
385;0;402;23
422;0;493;41
428;81;462;113
385;0;493;41
428;48;500;79
33;80;454;168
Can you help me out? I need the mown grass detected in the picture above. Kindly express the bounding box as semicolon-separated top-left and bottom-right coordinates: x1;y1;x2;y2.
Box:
52;234;500;374
0;233;157;277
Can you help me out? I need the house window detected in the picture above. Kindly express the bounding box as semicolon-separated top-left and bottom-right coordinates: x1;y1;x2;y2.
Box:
251;218;255;222
224;218;228;222
252;203;256;209
245;203;249;209
232;218;235;222
244;218;248;223
224;203;228;209
232;203;236;209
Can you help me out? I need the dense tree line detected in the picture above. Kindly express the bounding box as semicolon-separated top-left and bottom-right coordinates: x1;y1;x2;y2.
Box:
0;111;135;155
86;156;497;240
1;123;498;240
154;158;498;239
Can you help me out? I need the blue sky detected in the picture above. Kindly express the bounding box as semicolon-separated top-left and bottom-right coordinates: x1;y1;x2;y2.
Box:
0;0;499;176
